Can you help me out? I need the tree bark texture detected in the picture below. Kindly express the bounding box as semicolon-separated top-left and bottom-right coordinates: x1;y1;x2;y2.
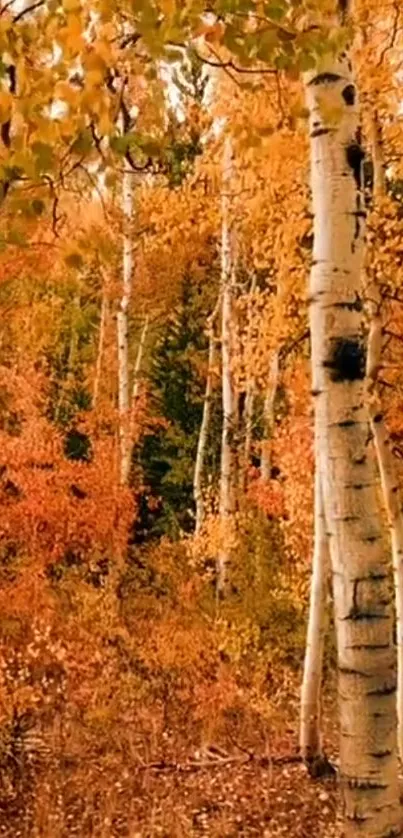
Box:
300;461;331;772
306;5;401;832
366;113;403;763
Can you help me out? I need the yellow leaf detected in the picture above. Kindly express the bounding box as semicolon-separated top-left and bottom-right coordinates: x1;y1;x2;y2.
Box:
63;0;81;10
85;69;105;87
0;90;12;124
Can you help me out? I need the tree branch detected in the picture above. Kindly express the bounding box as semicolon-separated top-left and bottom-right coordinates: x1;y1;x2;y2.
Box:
13;0;44;22
196;45;277;76
135;751;304;773
378;0;400;67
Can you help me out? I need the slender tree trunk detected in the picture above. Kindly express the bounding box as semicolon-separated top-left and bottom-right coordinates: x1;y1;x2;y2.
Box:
367;113;403;763
93;291;108;409
370;113;387;198
218;136;237;595
117;156;133;486
55;293;80;423
131;315;149;404
129;313;149;448
306;3;401;833
261;350;279;481
243;388;254;482
242;274;257;491
300;448;333;776
369;389;403;769
194;311;217;534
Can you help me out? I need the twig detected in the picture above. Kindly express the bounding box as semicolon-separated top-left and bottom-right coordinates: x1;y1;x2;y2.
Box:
136;752;303;773
0;1;17;16
199;44;277;76
377;0;400;67
13;0;44;22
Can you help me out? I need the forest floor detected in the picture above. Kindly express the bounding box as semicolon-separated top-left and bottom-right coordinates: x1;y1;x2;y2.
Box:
120;696;341;838
124;750;341;837
0;689;342;837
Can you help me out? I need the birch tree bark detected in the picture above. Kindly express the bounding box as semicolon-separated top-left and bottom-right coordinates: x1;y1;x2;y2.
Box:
242;274;257;492
243;385;254;487
218;135;237;595
370;113;387;198
306;2;401;833
131;315;149;404
194;309;217;534
117;153;133;486
55;293;80;423
260;350;279;481
300;425;334;777
366;113;403;763
93;290;108;409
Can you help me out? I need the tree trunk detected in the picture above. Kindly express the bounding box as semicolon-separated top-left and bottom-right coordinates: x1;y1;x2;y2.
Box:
194;308;217;534
306;4;401;833
242;274;257;492
93;291;108;409
366;113;403;763
218;136;237;595
261;349;279;481
55;293;80;423
370;113;387;198
369;393;403;769
300;446;334;777
131;315;149;405
117;155;133;486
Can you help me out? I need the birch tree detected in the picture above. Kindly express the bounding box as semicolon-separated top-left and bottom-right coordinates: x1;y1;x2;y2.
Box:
194;304;218;534
260;350;279;481
218;135;237;595
131;315;149;405
306;0;401;833
366;113;403;763
300;450;332;776
93;289;108;410
117;151;134;485
242;274;257;491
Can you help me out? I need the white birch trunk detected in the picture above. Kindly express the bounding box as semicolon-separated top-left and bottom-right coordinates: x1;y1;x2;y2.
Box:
261;350;279;481
55;293;80;423
243;386;255;489
242;274;257;491
370;114;387;199
306;3;401;832
194;313;216;534
131;315;149;404
128;314;149;450
369;395;403;769
117;155;133;486
300;447;332;775
93;291;108;409
367;114;403;763
218;136;237;595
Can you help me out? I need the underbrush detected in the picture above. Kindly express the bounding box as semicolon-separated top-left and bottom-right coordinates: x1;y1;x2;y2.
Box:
0;512;336;836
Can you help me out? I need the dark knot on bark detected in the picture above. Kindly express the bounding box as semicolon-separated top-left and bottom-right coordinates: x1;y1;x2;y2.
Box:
323;338;366;382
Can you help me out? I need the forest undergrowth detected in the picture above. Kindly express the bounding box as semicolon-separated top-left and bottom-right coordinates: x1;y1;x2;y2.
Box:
0;518;340;838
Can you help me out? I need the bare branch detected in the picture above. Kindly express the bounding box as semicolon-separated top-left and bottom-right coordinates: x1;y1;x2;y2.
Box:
0;0;17;16
197;45;277;76
135;751;304;773
378;0;400;67
13;0;44;22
